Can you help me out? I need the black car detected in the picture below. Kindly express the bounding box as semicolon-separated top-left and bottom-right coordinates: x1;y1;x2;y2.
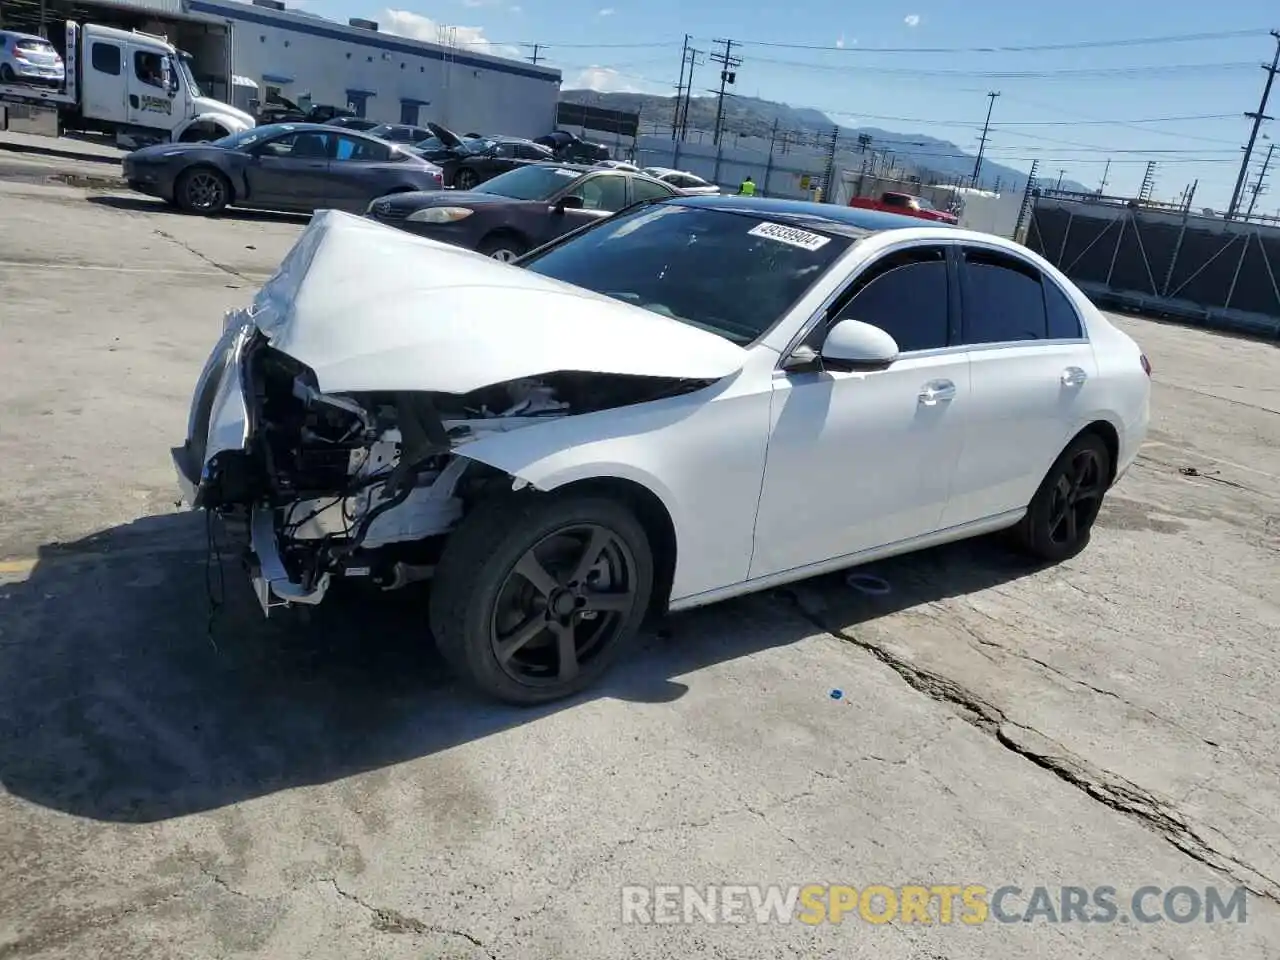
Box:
122;122;445;216
534;130;611;163
257;98;354;125
366;122;435;144
365;161;681;260
404;122;556;189
325;116;381;132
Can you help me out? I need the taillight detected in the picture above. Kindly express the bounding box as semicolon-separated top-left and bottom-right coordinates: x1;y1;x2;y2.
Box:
1140;354;1152;377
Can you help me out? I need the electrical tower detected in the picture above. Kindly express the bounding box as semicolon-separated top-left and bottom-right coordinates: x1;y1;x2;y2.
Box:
1227;29;1280;219
820;125;839;203
709;39;742;146
1246;141;1277;219
971;91;1000;187
1138;161;1157;204
1014;159;1039;241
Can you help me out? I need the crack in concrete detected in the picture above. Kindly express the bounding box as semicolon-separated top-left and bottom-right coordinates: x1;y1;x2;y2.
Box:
152;227;253;283
0;887;188;958
322;878;498;959
784;590;1280;905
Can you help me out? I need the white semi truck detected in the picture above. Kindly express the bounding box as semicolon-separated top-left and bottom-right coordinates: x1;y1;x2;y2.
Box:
0;20;253;147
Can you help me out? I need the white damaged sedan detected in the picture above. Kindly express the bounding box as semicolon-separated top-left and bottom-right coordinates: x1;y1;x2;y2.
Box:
174;196;1151;704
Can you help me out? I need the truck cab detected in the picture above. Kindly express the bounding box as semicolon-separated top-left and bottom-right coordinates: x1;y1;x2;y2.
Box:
73;23;253;145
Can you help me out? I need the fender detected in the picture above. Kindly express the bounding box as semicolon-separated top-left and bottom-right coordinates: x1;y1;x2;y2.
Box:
172;113;247;142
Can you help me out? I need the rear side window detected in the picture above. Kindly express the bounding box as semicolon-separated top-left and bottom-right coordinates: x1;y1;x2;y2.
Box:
91;42;121;75
831;246;950;352
1044;277;1084;339
959;248;1048;343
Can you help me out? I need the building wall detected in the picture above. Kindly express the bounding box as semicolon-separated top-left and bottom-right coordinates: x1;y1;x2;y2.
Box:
186;0;561;138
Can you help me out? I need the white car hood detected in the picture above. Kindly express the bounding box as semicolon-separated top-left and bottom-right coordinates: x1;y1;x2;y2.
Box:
244;210;749;395
193;96;254;130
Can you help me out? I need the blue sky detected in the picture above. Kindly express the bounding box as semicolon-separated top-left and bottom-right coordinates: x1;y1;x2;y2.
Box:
312;0;1277;208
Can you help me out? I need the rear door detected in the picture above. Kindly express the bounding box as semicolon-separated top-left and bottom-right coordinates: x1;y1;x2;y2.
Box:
325;133;398;211
941;244;1100;526
81;37;127;124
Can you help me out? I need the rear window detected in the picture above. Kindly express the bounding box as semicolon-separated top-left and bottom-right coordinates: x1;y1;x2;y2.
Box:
520;204;851;345
17;39;57;53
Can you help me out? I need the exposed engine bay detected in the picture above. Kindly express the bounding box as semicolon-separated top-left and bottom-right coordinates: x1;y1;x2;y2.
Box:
195;332;711;603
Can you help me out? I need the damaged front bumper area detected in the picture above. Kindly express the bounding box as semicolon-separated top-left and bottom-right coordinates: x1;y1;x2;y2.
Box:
173;315;703;616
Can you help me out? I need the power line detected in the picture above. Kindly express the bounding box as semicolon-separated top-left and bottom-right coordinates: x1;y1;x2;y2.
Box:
825;110;1236;127
722;27;1272;54
1227;29;1280;219
740;56;1258;80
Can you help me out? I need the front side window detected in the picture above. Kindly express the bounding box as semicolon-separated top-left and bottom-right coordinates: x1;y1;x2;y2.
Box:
831;246;950;353
258;131;332;159
630;177;676;203
569;174;628;212
134;51;165;89
960;248;1049;343
520;204;851;345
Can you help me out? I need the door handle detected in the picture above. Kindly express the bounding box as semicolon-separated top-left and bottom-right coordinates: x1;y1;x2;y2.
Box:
1061;366;1089;387
918;379;956;405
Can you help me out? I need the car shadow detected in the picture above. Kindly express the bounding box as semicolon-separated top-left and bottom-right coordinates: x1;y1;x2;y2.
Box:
86;194;312;225
0;511;1039;824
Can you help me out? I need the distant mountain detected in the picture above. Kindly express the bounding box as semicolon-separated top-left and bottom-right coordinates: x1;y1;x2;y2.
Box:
561;90;1089;194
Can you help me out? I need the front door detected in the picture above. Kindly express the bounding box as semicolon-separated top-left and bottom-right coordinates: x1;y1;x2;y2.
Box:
125;46;176;133
941;245;1102;526
543;172;629;243
244;130;334;210
749;244;970;579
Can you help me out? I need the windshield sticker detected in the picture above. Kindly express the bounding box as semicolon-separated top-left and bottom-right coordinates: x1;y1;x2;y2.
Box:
748;221;831;251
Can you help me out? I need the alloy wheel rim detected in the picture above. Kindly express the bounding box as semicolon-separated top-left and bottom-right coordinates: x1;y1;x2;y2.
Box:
188;173;224;210
488;523;638;687
490;248;518;262
1046;449;1103;545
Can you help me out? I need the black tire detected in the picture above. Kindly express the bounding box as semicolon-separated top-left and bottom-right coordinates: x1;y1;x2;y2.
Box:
454;167;480;190
430;492;654;705
1012;431;1112;563
0;65;14;83
476;232;528;263
175;166;231;215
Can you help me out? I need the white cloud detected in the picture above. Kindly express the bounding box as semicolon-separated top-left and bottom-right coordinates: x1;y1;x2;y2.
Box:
568;65;662;94
597;6;615;14
509;4;521;10
903;13;920;26
381;9;521;58
835;35;844;48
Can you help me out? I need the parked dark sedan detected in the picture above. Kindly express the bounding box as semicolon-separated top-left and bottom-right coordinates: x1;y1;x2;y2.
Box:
122;122;445;216
366;122;434;144
404;122;556;189
365;160;680;260
325;116;381;132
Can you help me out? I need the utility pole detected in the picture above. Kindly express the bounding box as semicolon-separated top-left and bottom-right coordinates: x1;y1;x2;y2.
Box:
1227;29;1280;219
971;90;1000;187
524;43;543;64
710;38;742;147
1055;169;1065;191
671;34;689;140
1246;141;1277;219
678;47;704;141
1098;158;1111;195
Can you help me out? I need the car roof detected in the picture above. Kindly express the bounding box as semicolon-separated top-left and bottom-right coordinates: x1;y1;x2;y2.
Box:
3;30;48;41
672;194;955;237
258;122;381;138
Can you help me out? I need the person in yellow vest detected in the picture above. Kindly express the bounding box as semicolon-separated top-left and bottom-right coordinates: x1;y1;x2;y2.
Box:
737;176;757;196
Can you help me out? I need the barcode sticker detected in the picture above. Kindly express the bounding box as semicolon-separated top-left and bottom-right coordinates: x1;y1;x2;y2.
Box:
747;221;832;251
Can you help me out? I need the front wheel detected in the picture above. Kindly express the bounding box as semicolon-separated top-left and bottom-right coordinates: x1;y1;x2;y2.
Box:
175;167;230;215
430;493;655;705
1012;431;1112;563
454;167;479;190
477;233;528;262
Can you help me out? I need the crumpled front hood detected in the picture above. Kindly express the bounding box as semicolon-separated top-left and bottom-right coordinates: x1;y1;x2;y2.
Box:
192;97;255;130
245;210;748;395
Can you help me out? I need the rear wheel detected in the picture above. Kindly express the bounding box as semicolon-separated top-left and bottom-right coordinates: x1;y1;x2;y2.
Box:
0;65;15;83
175;167;230;215
430;493;654;705
1013;431;1112;563
454;167;480;190
477;232;528;262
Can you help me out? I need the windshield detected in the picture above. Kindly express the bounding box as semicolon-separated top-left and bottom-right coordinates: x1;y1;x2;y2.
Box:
914;195;937;210
461;137;496;156
474;164;582;201
520;204;851;345
212;123;296;150
178;54;202;98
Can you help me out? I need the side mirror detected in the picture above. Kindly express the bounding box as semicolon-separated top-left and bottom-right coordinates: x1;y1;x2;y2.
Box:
555;194;585;212
817;318;899;371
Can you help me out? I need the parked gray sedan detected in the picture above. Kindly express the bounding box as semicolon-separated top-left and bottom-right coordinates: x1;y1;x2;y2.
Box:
121;123;445;216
